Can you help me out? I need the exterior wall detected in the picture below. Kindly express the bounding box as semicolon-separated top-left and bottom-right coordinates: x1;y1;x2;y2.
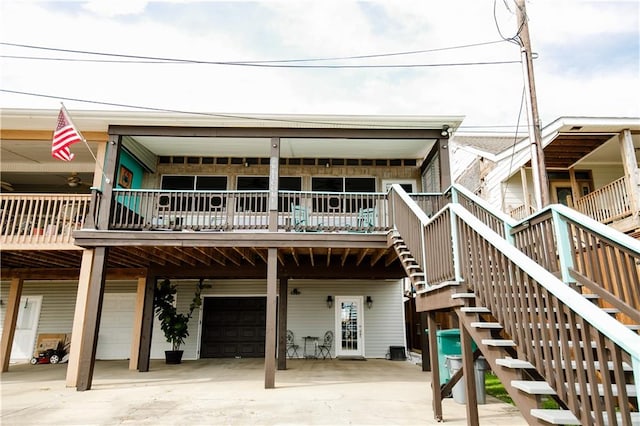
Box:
2;278;405;361
148;163;421;192
590;165;624;189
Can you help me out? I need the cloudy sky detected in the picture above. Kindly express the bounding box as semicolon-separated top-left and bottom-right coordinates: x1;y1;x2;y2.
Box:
0;1;638;133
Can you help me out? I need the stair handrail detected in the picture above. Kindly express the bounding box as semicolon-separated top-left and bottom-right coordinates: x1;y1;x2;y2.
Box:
388;184;457;287
451;203;640;416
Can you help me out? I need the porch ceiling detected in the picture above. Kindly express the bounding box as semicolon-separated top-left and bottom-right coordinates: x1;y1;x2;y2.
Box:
0;245;403;279
530;134;615;168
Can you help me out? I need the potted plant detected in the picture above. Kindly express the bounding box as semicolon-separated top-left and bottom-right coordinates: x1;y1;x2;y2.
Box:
154;278;205;364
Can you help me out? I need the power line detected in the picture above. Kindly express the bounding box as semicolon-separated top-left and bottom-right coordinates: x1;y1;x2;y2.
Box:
0;55;520;68
1;39;511;66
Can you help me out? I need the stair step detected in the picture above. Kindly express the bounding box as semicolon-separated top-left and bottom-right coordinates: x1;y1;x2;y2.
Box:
496;358;534;369
530;409;581;425
451;293;475;299
511;380;555;395
404;264;421;270
530;409;640;425
481;339;515;347
471;322;503;329
513;381;636;397
409;272;425;278
460;307;491;313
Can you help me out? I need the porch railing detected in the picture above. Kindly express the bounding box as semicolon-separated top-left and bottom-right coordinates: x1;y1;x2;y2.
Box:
574;175;632;224
109;189;389;232
0;194;91;247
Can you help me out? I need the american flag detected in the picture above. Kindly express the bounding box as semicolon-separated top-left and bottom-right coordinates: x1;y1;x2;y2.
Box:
52;106;83;161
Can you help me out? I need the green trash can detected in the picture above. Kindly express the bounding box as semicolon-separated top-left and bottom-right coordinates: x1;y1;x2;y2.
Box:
435;329;477;386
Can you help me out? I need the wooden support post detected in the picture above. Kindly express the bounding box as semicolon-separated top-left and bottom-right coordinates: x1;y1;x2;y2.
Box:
66;249;94;387
461;324;479;426
137;274;156;372
620;129;640;217
129;276;147;370
427;312;442;422
420;312;430;371
264;248;278;388
277;277;288;370
1;277;24;372
268;137;280;232
76;247;108;391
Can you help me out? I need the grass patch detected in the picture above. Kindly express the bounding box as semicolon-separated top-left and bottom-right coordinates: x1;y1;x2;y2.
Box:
484;373;559;409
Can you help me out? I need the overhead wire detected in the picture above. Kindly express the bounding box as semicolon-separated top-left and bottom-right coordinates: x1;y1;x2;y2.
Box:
1;39;513;67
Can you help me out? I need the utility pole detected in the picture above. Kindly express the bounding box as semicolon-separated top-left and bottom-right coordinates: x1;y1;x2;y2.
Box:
516;0;550;208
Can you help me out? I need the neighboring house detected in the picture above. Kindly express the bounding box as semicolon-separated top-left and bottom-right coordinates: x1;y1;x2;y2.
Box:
452;117;640;235
0;108;461;390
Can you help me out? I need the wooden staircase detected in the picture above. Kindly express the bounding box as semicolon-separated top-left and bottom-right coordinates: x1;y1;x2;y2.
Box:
388;230;427;293
455;289;639;425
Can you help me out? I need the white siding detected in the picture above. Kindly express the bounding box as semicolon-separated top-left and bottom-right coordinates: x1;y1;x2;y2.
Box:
2;278;405;361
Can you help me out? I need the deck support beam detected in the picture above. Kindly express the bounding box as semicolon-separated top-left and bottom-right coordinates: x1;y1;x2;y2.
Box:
0;277;24;372
75;247;109;391
137;273;156;372
461;323;479;426
277;277;288;370
427;312;442;422
129;275;147;370
264;248;278;388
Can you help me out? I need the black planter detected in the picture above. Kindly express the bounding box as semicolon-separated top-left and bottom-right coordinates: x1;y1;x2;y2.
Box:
165;350;184;364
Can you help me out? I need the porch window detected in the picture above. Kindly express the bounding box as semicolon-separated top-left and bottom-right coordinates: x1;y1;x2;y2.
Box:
311;177;376;212
160;175;228;211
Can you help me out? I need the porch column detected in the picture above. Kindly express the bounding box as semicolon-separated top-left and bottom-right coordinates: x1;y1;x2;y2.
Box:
427;312;442;422
66;249;95;387
277;277;288;370
137;274;156;372
419;312;430;371
76;247;109;391
129;276;147;370
265;248;278;388
619;129;640;216
0;277;24;372
439;135;452;190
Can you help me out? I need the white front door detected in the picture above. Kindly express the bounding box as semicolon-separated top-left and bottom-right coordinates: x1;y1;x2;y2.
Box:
10;296;43;362
335;296;364;357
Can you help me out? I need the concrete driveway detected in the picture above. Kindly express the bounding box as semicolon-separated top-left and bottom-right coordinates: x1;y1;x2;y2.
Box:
1;358;526;425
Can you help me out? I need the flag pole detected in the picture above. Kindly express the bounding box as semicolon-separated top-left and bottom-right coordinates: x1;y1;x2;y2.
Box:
60;103;111;184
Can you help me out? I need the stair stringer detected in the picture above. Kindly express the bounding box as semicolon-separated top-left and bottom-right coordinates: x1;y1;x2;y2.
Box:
456;306;548;425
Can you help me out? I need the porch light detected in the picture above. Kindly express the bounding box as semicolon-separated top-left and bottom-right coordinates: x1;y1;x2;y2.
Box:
366;296;373;309
291;288;301;295
326;295;333;308
441;125;450;137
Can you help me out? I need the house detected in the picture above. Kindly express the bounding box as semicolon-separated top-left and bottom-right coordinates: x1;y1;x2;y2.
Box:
0;108;461;390
452;117;640;235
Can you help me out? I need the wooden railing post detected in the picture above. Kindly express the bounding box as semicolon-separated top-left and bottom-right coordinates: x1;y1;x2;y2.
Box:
552;210;575;286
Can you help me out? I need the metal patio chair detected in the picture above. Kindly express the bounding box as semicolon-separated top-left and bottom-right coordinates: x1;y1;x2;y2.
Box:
286;330;300;358
317;330;333;359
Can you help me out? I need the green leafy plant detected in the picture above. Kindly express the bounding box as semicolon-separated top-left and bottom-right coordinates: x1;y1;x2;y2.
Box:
154;278;205;351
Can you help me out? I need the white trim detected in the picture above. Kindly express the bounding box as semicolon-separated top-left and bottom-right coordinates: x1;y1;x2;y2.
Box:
334;295;365;358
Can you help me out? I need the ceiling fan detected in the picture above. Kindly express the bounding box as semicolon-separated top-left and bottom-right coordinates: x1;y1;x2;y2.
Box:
0;180;14;192
66;172;91;188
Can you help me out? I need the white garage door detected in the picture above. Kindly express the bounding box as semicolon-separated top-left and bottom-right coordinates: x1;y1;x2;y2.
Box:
97;293;170;360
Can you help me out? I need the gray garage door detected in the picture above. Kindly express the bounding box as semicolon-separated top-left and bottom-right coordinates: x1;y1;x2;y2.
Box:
200;297;266;358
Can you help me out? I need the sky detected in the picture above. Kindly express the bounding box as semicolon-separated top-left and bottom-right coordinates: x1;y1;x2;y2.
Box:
0;0;638;133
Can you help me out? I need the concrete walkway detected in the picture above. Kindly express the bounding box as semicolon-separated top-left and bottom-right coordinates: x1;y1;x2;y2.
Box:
1;358;526;425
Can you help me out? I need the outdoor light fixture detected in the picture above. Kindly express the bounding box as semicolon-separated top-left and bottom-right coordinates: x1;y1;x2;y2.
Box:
291;288;301;295
326;295;333;308
366;296;373;309
441;125;450;137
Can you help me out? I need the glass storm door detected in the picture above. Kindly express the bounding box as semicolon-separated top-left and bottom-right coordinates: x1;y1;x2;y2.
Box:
335;296;364;357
